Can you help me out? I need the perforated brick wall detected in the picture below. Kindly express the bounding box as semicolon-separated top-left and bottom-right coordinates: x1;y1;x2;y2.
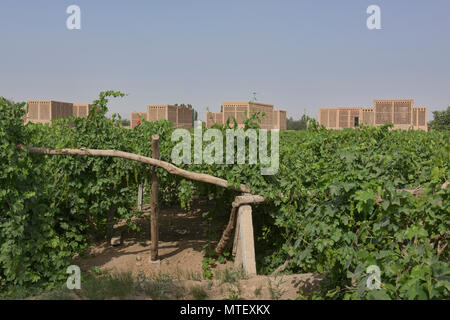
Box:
273;110;287;130
167;105;177;124
176;106;193;128
339;109;349;128
413;107;428;131
319;109;329;127
393;100;412;125
130;112;147;128
278;110;287;130
27;101;40;119
73;104;92;118
214;112;223;125
206;112;215;128
413;108;418;126
206;112;224;128
218;102;284;130
362;108;374;126
249;102;274;130
26;100;73;124
374;99;415;130
328;109;337;128
318;100;426;131
375;100;394;125
418;109;426;126
147;105;169;122
222;102;249;127
147;104;193;128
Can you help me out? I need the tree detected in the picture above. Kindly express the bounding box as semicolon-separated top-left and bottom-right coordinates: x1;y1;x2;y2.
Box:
428;107;450;130
120;119;130;126
106;115;129;127
287;114;310;130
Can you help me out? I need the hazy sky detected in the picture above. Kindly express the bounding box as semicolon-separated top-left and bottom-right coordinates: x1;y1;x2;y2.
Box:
1;0;449;121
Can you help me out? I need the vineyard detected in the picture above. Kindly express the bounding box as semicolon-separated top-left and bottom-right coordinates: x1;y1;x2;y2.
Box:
1;92;449;300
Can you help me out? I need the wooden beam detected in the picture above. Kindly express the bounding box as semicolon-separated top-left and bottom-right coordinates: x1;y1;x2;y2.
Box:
18;144;253;194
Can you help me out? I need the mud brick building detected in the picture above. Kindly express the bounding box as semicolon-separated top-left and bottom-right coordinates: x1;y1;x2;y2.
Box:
25;101;96;124
130;112;147;128
318;99;428;131
273;109;287;130
130;105;193;129
206;101;287;130
25;100;74;124
207;112;223;127
73;104;94;117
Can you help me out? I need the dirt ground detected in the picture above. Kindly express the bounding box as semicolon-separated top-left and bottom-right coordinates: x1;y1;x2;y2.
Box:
72;201;323;300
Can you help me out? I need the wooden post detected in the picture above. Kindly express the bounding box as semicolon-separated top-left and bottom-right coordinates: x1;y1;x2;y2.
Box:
233;205;257;276
137;183;143;211
150;135;160;261
232;213;240;257
107;207;114;245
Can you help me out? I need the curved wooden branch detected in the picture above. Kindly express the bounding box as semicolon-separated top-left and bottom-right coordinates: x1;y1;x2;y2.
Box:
18;144;254;194
271;259;290;276
375;180;449;203
215;206;238;256
215;194;267;256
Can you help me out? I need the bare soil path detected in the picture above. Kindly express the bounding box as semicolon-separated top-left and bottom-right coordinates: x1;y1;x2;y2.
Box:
72;201;323;300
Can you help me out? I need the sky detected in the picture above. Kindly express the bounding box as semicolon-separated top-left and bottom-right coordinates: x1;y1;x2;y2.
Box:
1;0;449;121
